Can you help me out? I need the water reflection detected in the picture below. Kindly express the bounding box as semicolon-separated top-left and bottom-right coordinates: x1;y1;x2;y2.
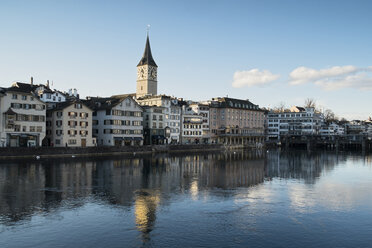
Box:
266;150;345;183
1;150;371;248
0;151;265;227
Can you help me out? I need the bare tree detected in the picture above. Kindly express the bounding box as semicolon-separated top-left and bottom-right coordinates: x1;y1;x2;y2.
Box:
304;98;316;108
323;109;338;123
273;102;286;112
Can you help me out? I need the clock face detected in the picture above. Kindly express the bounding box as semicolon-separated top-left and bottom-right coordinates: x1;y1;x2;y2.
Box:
151;69;157;79
137;67;146;79
148;67;157;80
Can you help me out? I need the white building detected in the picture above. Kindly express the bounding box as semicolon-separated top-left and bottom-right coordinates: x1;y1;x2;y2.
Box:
137;95;181;144
181;113;203;144
85;96;143;146
143;105;166;145
187;103;211;144
319;123;345;136
267;106;324;140
0;83;46;147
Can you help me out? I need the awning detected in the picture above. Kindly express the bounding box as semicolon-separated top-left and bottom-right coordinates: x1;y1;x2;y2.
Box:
133;137;143;141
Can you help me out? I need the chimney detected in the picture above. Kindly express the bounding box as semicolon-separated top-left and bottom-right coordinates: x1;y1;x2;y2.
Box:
68;89;72;96
46;80;50;88
30;77;33;86
73;88;77;97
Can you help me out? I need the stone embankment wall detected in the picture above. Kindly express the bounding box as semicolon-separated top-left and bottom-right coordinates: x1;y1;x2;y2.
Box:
0;144;233;159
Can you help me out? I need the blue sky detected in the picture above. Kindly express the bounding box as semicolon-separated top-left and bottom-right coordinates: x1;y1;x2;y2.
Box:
0;0;371;119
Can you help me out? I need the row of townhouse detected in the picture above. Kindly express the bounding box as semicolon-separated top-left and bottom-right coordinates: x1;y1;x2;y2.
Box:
136;95;266;146
266;106;372;139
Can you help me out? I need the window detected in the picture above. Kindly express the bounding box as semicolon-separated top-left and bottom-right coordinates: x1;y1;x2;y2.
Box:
30;126;36;132
132;121;142;126
80;121;88;128
68;139;77;145
74;103;82;109
55;139;61;145
36;126;42;132
68;112;77;118
22;95;27;100
12;94;17;99
80;130;88;136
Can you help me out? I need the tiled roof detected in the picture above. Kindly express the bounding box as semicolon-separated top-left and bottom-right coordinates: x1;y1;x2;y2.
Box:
5;82;38;93
83;97;122;111
51;100;92;111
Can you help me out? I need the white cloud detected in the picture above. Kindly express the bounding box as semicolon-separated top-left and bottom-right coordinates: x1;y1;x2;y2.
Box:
289;65;372;90
232;69;280;88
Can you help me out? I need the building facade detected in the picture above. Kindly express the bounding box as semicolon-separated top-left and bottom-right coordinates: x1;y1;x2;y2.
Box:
85;96;143;146
143;106;166;145
187;103;211;144
137;95;181;144
0;83;46;147
209;97;265;145
46;101;94;147
267;106;324;140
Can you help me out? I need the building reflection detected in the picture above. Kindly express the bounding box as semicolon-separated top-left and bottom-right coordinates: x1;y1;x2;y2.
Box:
0;150;326;232
265;150;345;184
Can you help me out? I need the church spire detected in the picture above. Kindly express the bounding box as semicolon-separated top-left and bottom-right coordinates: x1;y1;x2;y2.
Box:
137;35;157;67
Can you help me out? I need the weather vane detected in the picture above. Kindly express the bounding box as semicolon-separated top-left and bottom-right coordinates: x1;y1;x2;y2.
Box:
147;24;150;35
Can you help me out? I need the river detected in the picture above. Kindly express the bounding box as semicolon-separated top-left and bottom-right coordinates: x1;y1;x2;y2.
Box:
0;150;372;247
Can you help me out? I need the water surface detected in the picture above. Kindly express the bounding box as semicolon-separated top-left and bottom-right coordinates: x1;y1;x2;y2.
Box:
0;150;372;247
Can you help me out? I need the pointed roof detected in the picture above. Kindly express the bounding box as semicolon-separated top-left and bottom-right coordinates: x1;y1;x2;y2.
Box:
137;35;157;67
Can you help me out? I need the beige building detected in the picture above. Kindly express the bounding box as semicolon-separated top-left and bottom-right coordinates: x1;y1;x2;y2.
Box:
209;97;265;145
46;100;94;147
0;83;46;147
136;35;158;98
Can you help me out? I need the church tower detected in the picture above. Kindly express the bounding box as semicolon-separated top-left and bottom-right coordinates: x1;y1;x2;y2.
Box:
136;35;158;98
